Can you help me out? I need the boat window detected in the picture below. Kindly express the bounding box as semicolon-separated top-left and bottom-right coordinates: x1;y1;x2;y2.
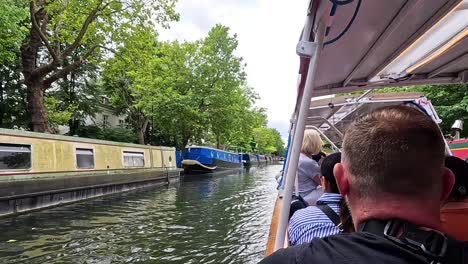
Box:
76;148;94;169
123;151;145;167
0;143;31;170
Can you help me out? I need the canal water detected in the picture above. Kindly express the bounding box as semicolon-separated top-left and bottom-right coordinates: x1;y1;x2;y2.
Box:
0;165;281;264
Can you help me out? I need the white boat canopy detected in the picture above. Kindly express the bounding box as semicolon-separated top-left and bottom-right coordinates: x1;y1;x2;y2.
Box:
271;0;468;253
296;0;468;99
306;92;442;146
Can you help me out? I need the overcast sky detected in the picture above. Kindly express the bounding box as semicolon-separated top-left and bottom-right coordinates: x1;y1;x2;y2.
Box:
158;0;309;141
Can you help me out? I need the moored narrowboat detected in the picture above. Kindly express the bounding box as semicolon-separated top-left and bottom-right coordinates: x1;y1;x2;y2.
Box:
242;153;259;167
257;154;268;165
449;139;468;161
0;128;181;217
181;146;242;174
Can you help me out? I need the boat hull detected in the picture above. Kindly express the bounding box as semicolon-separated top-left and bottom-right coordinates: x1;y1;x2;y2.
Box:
0;168;181;217
182;158;242;175
182;146;242;174
0;128;182;217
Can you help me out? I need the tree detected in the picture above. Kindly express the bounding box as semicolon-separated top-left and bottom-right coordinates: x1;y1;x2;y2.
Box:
252;127;285;155
103;24;269;149
0;0;27;65
379;84;468;137
50;59;101;135
20;0;178;132
44;96;75;132
197;25;250;148
146;28;263;151
0;1;28;129
77;125;137;143
101;26;160;144
0;54;28;128
143;40;207;150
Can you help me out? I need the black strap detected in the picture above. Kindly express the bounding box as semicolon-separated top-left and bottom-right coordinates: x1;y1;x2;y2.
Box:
316;204;341;229
359;219;452;263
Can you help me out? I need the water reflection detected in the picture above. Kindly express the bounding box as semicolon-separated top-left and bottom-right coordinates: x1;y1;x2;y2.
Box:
0;165;280;264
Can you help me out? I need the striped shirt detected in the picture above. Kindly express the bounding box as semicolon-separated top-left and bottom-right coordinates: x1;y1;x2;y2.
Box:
288;193;342;246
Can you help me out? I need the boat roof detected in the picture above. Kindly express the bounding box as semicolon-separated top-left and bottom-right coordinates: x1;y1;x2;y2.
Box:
0;128;175;150
306;92;440;146
297;0;468;98
185;145;241;155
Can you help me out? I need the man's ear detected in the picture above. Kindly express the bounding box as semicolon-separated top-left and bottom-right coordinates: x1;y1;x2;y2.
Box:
334;163;350;196
440;167;455;203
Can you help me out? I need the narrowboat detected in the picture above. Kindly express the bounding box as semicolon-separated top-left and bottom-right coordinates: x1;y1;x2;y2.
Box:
449;139;468;161
257;154;268;165
0;128;181;217
242;153;258;168
266;0;468;255
181;146;242;174
242;153;275;168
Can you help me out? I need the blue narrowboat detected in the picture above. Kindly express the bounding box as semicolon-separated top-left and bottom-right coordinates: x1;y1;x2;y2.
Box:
182;146;242;174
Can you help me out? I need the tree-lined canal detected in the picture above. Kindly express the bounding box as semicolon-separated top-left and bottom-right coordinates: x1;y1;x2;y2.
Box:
0;165;280;264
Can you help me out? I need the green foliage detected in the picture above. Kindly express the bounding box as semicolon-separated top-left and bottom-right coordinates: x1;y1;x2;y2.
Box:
36;0;179;64
252;127;285;155
378;84;468;137
197;25;248;147
77;125;137;143
0;53;28;128
45;96;77;131
101;25;160;144
103;24;269;149
0;0;27;65
48;59;102;134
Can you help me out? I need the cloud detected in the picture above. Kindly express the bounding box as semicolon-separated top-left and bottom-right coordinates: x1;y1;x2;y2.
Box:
158;0;309;140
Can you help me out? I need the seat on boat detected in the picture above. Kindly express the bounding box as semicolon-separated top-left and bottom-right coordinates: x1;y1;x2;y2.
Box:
441;199;468;241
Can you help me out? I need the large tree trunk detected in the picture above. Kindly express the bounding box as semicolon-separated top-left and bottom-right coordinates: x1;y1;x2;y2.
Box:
21;6;51;132
27;83;48;132
20;2;91;133
137;129;145;145
136;115;149;145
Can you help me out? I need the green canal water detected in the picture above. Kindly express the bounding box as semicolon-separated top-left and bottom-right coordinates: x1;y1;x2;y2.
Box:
0;165;281;264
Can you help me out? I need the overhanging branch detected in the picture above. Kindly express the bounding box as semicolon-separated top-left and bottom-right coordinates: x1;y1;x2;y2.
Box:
30;1;59;62
42;45;100;87
61;0;109;59
42;60;83;88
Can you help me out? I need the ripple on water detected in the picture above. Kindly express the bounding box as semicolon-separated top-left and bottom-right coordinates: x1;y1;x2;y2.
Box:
0;165;281;264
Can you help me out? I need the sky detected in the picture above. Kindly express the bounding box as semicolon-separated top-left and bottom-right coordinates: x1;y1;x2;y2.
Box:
158;0;310;141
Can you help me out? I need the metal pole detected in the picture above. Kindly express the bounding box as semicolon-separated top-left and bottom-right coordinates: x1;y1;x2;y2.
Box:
280;121;296;191
273;24;324;251
307;116;344;140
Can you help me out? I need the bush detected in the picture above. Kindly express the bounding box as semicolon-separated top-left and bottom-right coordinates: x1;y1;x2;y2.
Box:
77;125;137;143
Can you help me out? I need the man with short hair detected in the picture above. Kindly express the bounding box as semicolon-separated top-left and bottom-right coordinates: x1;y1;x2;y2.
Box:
260;105;466;264
288;152;342;245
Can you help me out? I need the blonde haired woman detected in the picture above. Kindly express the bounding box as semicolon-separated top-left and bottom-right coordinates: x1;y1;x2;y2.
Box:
298;129;324;205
